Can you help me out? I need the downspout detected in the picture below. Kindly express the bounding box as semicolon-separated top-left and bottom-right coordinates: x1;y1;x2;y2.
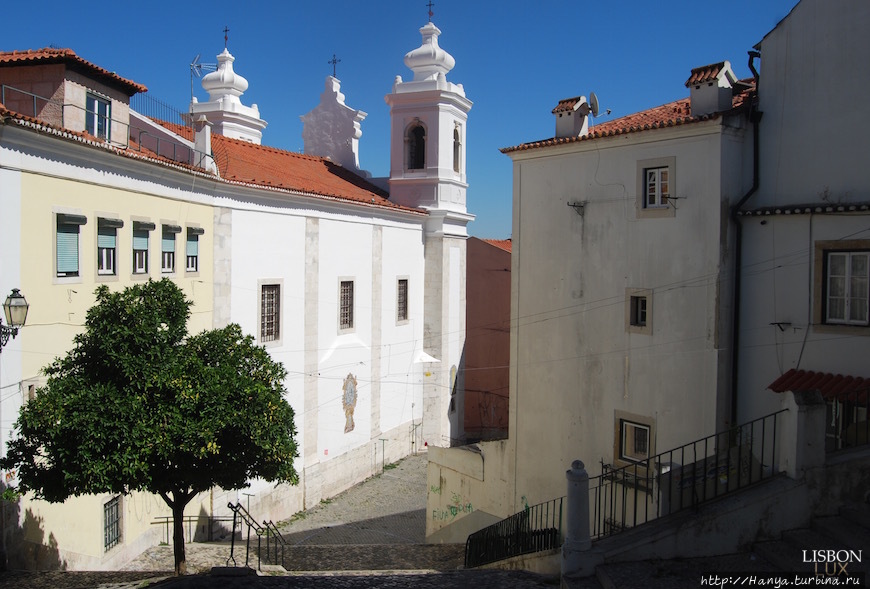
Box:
728;49;762;426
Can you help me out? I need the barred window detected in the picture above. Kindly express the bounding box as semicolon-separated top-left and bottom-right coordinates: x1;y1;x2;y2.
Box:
260;284;281;343
340;280;354;330
104;495;121;551
397;279;409;322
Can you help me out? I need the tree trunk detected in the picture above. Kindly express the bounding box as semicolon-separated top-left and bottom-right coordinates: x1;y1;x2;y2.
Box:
161;490;193;576
172;499;187;575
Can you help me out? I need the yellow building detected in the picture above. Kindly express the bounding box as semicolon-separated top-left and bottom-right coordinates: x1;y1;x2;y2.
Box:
1;48;215;569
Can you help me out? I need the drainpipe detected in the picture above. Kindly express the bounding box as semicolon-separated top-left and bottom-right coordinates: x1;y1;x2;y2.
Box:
729;50;762;427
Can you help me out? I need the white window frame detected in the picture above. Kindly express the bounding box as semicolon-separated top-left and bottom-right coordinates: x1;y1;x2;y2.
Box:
339;279;355;332
258;281;282;346
620;419;651;464
625;288;652;334
186;227;204;274
161;225;181;275
86;93;111;141
825;251;869;326
636;157;676;218
97;217;123;278
131;221;155;276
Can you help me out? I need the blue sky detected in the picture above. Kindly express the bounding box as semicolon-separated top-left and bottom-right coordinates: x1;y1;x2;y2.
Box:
5;1;797;238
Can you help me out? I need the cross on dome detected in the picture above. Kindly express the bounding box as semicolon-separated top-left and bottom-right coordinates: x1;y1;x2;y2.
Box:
223;26;230;49
427;1;435;22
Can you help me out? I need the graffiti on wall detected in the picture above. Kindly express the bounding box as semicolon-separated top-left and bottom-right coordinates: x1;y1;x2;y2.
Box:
432;491;474;521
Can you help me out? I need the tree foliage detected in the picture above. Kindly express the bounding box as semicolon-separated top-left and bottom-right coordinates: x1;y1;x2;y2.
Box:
1;279;298;573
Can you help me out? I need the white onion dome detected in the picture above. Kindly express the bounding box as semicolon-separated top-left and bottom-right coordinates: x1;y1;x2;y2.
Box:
404;22;455;82
202;48;249;101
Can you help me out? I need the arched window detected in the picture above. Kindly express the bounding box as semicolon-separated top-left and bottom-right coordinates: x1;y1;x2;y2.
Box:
453;127;461;173
408;125;426;170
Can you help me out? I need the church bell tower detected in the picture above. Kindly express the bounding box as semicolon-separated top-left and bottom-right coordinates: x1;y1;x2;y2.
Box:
386;17;473;447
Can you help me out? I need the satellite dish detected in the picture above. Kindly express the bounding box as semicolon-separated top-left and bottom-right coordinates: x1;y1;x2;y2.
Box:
589;92;600;117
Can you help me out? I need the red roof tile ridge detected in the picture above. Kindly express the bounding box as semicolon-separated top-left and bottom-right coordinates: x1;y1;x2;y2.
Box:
768;368;870;401
0;47;146;94
482;238;512;253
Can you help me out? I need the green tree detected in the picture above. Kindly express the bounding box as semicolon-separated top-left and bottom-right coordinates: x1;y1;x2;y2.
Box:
0;279;298;574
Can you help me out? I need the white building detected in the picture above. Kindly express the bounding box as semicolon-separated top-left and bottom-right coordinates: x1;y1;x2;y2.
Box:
0;16;471;570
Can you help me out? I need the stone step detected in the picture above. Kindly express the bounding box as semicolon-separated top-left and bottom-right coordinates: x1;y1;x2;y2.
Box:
272;543;466;572
839;502;870;529
812;515;870;554
753;539;797;571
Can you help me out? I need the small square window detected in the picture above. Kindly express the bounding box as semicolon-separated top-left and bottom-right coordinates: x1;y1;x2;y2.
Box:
340;280;354;330
260;283;281;343
86;94;111;141
104;495;122;552
630;296;647;327
636;157;676;219
397;278;409;322
644;167;669;209
620;420;650;464
626;288;652;334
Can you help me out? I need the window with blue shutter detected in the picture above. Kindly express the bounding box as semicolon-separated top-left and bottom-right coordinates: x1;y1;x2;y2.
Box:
97;218;122;276
186;227;204;273
131;221;154;275
161;225;181;274
56;214;87;278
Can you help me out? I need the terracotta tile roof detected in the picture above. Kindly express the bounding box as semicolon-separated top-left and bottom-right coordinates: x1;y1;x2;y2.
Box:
552;96;584;114
768;369;870;402
483;238;512;253
152;121;413;212
0;48;146;95
502;84;754;154
685;61;727;87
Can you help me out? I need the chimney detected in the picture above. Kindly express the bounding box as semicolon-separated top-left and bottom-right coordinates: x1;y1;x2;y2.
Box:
685;61;737;117
553;96;591;139
194;115;218;175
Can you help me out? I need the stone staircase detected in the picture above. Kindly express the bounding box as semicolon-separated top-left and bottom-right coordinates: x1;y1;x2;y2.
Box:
752;502;869;578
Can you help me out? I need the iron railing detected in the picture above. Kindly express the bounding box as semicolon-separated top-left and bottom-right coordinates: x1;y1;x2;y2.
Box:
226;502;266;570
590;410;785;540
151;515;234;544
464;496;563;568
826;391;869;452
262;519;289;569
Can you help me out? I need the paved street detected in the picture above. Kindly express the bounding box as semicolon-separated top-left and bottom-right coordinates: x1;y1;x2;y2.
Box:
0;452;564;588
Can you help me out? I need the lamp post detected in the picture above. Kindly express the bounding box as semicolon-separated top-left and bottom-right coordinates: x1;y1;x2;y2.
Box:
0;289;29;352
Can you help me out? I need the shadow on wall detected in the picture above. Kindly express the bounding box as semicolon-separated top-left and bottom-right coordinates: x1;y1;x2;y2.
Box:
1;486;66;571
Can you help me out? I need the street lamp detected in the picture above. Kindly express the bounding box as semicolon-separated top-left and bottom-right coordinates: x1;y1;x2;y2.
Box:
0;289;29;352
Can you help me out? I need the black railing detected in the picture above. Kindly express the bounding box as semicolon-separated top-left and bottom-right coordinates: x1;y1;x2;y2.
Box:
151;515;234;544
590;410;785;541
130;93;189;128
826;391;869;452
465;497;563;568
262;520;289;569
227;502;266;570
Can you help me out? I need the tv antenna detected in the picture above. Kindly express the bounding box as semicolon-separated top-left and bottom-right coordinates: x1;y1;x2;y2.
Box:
189;54;217;104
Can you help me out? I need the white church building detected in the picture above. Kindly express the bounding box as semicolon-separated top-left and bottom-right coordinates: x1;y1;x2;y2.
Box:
0;17;471;569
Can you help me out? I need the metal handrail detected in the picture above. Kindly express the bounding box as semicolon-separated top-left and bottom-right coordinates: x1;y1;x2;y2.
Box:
150;515;234;544
589;409;786;541
465;496;563;568
262;520;288;568
226;502;265;570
